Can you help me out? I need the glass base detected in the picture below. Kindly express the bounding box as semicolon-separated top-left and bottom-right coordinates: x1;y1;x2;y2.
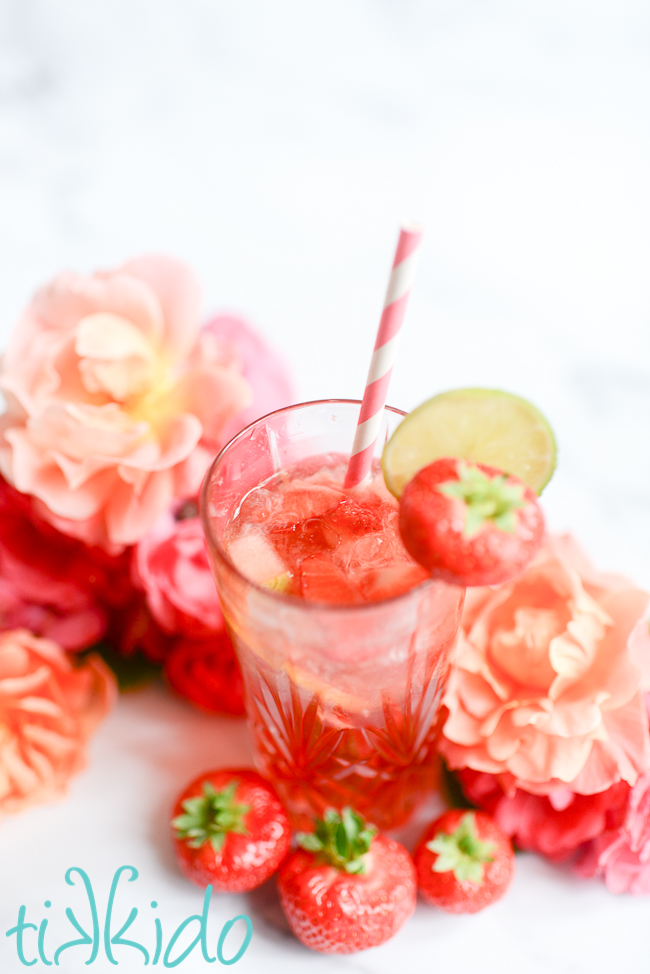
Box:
238;638;452;831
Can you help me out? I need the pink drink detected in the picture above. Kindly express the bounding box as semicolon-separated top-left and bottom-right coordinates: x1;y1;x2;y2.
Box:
224;458;430;605
201;401;465;830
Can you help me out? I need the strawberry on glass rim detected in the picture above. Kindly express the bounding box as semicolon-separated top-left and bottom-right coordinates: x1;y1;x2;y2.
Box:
171;768;291;891
399;457;545;586
382;387;555;586
277;807;416;954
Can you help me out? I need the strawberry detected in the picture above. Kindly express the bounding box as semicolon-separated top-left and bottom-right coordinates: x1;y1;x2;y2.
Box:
277;807;416;954
414;809;515;913
172;768;291;891
399;457;545;586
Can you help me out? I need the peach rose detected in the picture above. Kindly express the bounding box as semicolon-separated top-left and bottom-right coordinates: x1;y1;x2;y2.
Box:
0;629;116;814
440;535;650;796
0;256;252;549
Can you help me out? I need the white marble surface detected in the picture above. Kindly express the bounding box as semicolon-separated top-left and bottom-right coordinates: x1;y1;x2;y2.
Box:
0;1;649;971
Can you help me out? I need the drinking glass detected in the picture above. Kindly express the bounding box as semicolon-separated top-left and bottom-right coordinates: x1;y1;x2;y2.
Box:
201;400;465;830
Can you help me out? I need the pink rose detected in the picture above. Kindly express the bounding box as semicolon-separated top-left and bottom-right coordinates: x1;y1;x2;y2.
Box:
131;503;244;715
440;535;650;796
0;629;116;814
457;768;630;861
575;691;650;894
204;314;293;445
133;500;222;637
577;770;650;894
0;256;252;550
0;475;133;651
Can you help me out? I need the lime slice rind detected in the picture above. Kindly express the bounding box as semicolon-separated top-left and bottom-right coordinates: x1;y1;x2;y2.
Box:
382;388;556;498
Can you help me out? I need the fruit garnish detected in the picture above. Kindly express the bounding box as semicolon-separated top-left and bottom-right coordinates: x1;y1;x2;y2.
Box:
171;768;291;892
261;571;293;593
382;388;556;498
278;808;416;953
398;457;545;586
413;809;515;914
438;460;527;536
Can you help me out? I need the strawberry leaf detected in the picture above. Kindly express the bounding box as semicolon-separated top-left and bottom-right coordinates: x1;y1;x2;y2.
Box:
172;779;250;851
296;807;377;875
427;812;496;885
437;461;526;538
298;833;324;852
209;832;226;853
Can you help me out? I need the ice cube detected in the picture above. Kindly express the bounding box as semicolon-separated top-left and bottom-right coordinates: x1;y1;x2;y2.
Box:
299;555;362;604
325;498;383;538
358;563;430;602
333;523;412;576
265;514;341;567
236;484;283;524
280;480;343;521
227;529;287;585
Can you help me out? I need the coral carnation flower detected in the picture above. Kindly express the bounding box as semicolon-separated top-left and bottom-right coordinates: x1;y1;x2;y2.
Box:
0;629;115;814
440;535;650;797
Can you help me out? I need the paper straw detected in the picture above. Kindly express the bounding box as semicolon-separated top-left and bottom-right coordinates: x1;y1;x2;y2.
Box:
344;224;423;488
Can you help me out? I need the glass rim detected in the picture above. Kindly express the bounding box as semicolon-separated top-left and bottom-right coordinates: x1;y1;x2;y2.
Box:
199;398;445;613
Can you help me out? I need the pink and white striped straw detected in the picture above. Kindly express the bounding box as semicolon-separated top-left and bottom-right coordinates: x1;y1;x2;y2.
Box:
344;224;423;488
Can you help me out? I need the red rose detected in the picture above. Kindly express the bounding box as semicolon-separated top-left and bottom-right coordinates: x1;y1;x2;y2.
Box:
164;633;244;716
0;476;132;651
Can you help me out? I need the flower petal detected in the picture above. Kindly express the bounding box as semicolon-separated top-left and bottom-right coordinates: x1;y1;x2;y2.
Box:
118;255;201;358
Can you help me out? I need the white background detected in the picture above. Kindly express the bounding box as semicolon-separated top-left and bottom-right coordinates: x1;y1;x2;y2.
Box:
1;1;649;971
